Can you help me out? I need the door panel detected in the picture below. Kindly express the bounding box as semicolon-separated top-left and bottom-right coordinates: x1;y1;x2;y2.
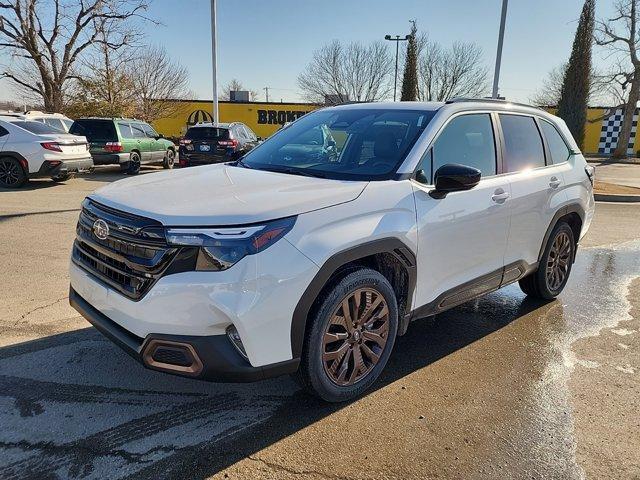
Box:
131;123;152;161
412;176;511;308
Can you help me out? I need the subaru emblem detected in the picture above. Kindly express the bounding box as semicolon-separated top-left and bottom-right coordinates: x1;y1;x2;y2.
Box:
93;219;109;240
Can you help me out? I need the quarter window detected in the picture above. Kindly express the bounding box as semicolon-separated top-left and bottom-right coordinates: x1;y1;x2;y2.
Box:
499;114;545;172
430;113;497;180
0;125;8;137
540;120;570;164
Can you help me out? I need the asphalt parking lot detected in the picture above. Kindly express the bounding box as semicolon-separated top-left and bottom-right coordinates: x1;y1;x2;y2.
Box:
1;169;639;479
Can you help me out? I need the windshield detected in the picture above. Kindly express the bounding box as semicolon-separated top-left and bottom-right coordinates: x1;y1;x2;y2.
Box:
10;120;62;135
240;108;437;180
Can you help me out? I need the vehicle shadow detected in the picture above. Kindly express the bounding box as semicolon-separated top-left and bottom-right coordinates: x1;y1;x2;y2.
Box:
0;290;552;479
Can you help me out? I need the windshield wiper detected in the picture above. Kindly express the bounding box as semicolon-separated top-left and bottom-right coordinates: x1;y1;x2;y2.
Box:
262;166;327;178
231;158;252;169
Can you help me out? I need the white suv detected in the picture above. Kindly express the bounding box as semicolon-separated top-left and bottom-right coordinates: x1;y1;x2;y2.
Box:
0;117;92;188
69;100;595;402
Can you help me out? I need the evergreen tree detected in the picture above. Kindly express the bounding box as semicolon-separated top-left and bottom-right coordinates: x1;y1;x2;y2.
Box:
400;21;419;101
556;0;595;149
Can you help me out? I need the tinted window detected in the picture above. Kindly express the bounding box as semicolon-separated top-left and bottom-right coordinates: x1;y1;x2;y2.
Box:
500;114;545;172
430;114;496;180
10;120;61;135
185;127;230;141
540;120;570;164
118;122;134;139
0;125;8;137
70;120;117;141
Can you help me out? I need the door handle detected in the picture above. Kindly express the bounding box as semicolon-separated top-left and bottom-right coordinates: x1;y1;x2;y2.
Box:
549;176;561;189
491;189;510;203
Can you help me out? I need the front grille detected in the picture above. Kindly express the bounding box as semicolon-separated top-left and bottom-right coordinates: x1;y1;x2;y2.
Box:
72;200;179;300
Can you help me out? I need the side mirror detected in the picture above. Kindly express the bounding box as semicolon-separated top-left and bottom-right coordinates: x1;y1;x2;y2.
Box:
327;139;337;148
430;163;481;199
156;134;164;139
256;136;263;142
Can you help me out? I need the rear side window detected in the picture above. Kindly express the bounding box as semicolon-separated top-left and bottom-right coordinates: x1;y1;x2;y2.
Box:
540;120;570;164
0;125;8;137
185;127;230;141
70;120;117;141
118;122;134;139
499;114;545;172
10;121;61;135
430;113;497;179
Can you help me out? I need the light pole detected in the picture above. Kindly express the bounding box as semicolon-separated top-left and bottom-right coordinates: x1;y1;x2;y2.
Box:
384;34;410;101
210;0;219;122
491;0;509;99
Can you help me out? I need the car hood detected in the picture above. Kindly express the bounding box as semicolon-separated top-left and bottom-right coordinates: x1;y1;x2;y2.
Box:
89;164;367;226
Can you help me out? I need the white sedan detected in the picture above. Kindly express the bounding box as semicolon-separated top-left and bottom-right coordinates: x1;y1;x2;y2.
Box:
0;116;93;188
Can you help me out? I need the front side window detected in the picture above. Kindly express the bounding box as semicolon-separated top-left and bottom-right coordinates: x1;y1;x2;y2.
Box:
500;114;545;172
241;108;436;180
428;113;497;181
142;123;158;138
540;120;570;164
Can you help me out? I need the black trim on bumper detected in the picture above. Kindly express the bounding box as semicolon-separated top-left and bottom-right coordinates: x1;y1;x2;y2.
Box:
32;157;94;178
69;287;300;382
90;152;128;165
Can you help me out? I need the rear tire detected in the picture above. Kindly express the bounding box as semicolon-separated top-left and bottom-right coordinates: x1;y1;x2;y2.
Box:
519;222;575;300
296;268;398;402
0;157;27;188
163;149;176;169
121;152;141;175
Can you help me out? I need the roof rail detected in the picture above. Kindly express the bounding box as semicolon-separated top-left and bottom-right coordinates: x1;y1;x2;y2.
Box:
445;97;542;110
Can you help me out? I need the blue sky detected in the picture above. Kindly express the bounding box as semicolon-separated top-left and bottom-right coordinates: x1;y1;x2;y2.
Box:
0;0;620;104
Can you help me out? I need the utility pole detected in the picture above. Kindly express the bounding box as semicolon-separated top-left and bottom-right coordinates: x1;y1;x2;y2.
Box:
264;86;270;103
492;0;509;99
210;0;219;122
384;34;410;101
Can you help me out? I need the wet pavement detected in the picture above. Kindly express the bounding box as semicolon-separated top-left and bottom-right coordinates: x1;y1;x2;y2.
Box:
0;174;639;479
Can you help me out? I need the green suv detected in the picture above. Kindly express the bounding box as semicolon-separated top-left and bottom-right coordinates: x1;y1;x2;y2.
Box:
69;118;176;174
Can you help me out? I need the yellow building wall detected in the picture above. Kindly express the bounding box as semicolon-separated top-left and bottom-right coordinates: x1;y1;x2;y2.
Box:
546;107;608;154
153;101;320;139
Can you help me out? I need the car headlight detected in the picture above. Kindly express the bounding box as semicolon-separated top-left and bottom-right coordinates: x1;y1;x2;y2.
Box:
165;217;296;271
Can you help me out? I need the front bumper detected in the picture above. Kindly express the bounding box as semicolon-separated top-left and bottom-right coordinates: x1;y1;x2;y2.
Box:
69;287;299;382
32;157;94;178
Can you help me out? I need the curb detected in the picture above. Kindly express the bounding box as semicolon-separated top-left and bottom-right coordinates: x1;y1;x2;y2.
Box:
594;192;640;203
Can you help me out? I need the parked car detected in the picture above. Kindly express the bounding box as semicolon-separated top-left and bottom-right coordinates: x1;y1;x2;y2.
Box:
0;116;92;188
23;111;74;133
68;99;595;402
178;122;260;167
69;118;176;174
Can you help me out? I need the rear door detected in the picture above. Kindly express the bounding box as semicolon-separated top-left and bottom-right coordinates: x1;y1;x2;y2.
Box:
117;122;141;156
412;112;512;310
498;114;568;269
131;123;152;162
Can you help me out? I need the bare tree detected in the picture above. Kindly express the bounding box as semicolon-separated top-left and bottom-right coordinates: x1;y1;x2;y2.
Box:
530;63;624;107
298;40;393;104
65;21;137;118
0;0;151;112
417;38;489;101
131;45;190;122
221;79;258;101
596;0;640;158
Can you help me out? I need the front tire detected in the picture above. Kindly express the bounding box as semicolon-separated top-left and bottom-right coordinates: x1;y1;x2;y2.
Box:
519;222;575;299
0;157;27;188
163;149;176;169
296;268;398;402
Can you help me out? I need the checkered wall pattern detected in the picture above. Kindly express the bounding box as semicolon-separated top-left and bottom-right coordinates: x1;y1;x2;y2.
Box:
598;108;639;155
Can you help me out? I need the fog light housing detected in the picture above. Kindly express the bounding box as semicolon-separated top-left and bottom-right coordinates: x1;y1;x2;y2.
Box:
226;325;248;360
